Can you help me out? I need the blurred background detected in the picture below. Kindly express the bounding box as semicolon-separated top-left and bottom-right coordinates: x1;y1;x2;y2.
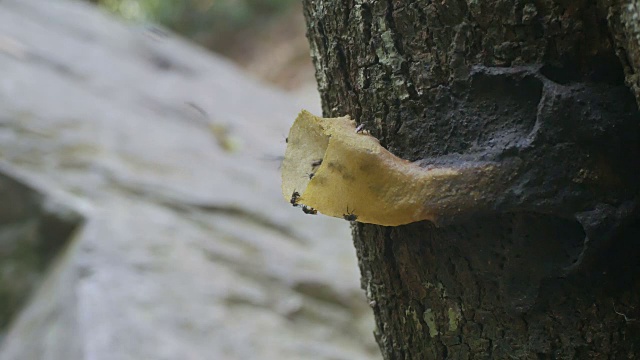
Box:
91;0;317;90
0;0;380;359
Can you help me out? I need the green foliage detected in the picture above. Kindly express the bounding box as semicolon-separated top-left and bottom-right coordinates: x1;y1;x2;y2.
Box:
94;0;296;50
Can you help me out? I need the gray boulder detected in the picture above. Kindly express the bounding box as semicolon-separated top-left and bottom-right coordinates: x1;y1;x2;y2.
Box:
0;0;379;359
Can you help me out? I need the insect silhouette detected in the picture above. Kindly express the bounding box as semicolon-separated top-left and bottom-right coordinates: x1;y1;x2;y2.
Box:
290;191;300;207
302;205;317;215
311;159;323;167
355;124;366;133
343;206;358;221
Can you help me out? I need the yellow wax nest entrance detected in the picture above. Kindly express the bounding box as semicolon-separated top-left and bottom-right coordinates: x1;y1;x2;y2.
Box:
281;110;497;226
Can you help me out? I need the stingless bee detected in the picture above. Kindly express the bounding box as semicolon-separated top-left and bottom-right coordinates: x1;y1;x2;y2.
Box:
302;205;318;215
290;191;300;207
343;206;358;221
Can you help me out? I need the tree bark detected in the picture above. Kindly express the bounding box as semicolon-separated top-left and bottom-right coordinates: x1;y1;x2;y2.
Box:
302;1;640;359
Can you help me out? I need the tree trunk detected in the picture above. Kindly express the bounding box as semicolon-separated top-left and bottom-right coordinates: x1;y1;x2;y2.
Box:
302;1;640;358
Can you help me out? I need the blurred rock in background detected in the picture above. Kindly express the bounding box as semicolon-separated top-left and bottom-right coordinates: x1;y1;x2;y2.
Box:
0;0;379;359
0;167;83;333
92;0;317;91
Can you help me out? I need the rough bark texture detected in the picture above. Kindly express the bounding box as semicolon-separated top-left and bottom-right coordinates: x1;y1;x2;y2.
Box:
607;0;640;103
303;0;640;358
